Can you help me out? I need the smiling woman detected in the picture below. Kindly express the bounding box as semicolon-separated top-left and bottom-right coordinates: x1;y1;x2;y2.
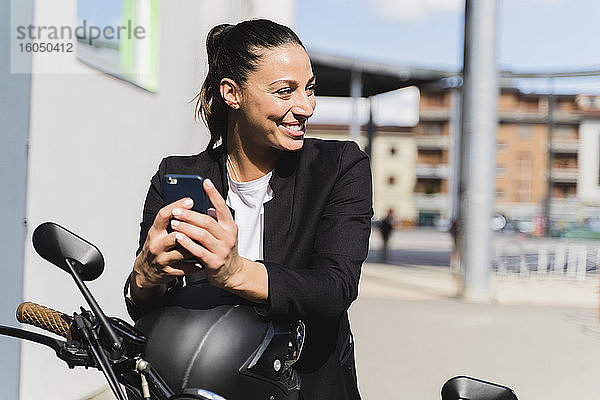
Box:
125;19;373;400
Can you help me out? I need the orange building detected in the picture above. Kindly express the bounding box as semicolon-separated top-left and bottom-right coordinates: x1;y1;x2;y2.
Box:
416;86;583;226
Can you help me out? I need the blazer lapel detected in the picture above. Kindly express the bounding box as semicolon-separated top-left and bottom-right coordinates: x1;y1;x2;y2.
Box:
263;151;298;263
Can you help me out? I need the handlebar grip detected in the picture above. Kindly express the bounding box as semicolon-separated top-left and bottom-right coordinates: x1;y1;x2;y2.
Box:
16;302;71;339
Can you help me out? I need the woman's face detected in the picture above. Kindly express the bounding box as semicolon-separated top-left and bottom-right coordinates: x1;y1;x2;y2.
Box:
236;44;316;153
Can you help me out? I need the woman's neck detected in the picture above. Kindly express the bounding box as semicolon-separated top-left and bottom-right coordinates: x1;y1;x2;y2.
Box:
226;133;280;182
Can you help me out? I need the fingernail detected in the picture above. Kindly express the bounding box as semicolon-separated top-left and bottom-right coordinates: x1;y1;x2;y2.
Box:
183;198;193;207
175;233;184;241
172;208;182;216
171;220;180;227
205;179;214;188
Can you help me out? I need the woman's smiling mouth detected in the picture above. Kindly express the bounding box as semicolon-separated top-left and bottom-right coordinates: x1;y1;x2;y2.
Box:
280;121;306;137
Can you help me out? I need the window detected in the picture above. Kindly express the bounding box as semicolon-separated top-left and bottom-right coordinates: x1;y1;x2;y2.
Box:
76;0;161;92
521;98;538;112
553;126;576;139
517;125;533;139
422;123;443;136
390;147;397;156
388;176;396;185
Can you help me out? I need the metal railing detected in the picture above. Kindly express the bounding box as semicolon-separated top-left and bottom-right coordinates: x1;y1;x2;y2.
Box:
493;240;599;279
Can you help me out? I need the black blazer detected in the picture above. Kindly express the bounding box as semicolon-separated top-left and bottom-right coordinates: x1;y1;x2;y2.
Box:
127;138;373;400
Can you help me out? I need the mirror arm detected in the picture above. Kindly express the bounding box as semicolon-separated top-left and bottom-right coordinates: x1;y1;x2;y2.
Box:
65;258;123;354
73;314;128;400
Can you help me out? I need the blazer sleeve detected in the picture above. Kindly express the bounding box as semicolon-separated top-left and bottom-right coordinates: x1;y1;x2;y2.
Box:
260;142;373;320
124;158;183;320
136;159;166;257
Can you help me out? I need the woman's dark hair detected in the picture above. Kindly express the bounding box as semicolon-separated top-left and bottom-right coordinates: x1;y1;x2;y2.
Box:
195;19;305;149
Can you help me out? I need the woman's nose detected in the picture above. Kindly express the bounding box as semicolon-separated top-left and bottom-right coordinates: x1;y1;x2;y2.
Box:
291;91;315;118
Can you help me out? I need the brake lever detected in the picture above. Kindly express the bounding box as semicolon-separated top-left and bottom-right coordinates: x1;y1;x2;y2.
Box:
58;338;94;369
0;325;93;369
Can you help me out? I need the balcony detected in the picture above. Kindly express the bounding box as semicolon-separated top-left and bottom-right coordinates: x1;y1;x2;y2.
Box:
498;110;581;124
550;168;578;183
415;164;449;179
419;107;451;121
415;135;449;149
413;193;449;211
551;139;579;153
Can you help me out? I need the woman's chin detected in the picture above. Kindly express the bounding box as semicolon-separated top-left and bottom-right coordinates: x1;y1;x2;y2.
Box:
283;137;304;152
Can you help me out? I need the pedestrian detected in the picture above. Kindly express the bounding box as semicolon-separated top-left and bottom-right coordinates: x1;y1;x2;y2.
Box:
380;208;395;262
124;19;373;400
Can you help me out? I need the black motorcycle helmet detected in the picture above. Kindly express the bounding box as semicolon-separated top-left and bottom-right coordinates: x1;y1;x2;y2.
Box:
134;278;304;400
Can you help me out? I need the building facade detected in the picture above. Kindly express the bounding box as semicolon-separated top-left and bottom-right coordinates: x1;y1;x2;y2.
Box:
308;87;600;229
416;86;593;227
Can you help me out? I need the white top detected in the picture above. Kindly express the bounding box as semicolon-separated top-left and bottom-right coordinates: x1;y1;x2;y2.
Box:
225;169;274;261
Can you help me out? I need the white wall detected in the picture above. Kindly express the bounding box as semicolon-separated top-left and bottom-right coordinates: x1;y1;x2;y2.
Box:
20;1;295;399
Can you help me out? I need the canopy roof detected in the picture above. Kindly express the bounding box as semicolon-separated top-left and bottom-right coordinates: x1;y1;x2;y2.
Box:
309;51;454;97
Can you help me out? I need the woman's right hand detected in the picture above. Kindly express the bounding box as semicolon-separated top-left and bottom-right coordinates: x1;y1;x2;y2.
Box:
130;197;201;302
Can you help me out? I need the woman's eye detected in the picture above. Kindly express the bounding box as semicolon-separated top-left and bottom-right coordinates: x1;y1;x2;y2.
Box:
277;88;293;95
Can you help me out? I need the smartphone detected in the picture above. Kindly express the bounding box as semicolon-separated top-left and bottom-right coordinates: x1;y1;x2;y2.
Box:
162;174;209;264
162;174;208;214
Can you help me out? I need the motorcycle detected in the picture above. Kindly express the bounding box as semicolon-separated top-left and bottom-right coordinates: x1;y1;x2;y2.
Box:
0;222;518;400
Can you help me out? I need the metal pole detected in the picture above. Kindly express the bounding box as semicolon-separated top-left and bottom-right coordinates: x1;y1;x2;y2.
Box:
366;96;375;159
450;87;462;221
458;0;499;302
543;78;555;236
350;69;362;142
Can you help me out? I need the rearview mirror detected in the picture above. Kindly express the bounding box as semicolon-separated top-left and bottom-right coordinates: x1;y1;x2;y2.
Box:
441;376;518;400
32;222;104;281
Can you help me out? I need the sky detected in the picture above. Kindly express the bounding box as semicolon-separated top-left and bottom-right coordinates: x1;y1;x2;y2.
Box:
294;0;600;94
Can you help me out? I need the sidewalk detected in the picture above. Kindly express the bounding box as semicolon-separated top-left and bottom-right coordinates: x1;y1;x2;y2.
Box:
351;261;600;400
359;262;598;308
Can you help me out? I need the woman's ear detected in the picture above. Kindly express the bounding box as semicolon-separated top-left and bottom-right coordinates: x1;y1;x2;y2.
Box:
219;78;241;109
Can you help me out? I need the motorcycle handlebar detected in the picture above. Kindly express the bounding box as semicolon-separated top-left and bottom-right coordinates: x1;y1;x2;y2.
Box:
16;302;72;339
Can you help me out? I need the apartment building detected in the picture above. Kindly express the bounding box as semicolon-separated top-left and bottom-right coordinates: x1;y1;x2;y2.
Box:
413;87;457;226
416;86;592;226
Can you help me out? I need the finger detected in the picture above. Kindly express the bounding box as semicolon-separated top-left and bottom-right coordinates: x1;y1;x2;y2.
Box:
175;232;220;269
203;179;235;226
152;197;195;232
163;263;201;276
155;245;196;265
170;220;221;251
171;208;226;241
148;230;188;257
